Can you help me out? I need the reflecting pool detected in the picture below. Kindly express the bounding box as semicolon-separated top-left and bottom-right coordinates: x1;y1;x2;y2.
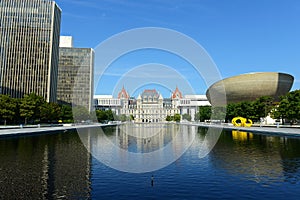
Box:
1;124;300;199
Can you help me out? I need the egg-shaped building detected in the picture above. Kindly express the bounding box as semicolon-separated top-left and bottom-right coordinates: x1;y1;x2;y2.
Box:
206;72;294;105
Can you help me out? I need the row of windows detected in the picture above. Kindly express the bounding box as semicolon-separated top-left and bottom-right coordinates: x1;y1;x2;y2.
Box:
0;0;60;102
121;109;179;114
57;48;93;108
97;99;120;105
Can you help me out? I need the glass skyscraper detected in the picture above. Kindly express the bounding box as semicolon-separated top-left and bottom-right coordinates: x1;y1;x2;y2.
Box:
0;0;61;102
57;44;94;112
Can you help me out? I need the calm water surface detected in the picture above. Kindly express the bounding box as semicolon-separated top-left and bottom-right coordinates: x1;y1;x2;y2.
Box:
1;124;300;199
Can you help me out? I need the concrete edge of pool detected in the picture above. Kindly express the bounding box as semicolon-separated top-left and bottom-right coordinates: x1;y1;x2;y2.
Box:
0;124;116;138
0;122;299;138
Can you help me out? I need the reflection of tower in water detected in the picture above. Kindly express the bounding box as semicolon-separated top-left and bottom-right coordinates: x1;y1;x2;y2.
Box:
44;130;92;199
0;131;92;199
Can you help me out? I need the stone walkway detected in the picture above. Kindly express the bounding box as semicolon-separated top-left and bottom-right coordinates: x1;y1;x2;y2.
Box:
0;124;112;138
187;123;300;137
229;126;300;137
0;122;299;138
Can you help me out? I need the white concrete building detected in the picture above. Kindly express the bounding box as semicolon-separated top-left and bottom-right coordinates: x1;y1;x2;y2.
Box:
94;87;211;122
179;95;211;121
59;36;73;48
94;95;121;115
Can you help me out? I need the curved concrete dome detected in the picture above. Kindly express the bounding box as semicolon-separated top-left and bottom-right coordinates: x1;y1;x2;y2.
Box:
206;72;294;105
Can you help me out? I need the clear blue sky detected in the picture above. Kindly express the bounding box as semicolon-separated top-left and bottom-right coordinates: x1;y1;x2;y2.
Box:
56;0;300;97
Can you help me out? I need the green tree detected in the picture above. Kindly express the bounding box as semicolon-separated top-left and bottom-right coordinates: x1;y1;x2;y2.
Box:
40;102;61;123
226;101;254;121
225;97;275;123
174;113;181;122
19;93;45;124
60;104;73;122
211;106;227;120
105;110;114;121
96;110;107;122
0;95;16;125
166;115;173;121
118;114;128;122
182;113;191;121
195;106;211;122
240;101;255;119
252;96;274;121
96;109;115;123
226;103;237;122
130;114;134;121
13;98;21;124
73;106;90;122
272;90;300;124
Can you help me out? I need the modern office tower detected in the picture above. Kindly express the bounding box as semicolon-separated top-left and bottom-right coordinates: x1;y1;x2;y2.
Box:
57;37;94;112
0;0;61;102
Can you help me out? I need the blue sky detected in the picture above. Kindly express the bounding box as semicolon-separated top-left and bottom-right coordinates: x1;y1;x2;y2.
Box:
56;0;300;97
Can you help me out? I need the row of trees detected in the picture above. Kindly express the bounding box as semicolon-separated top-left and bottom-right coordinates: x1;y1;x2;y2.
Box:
0;92;137;125
2;90;298;125
94;90;299;124
272;90;300;124
166;114;181;122
95;110;135;123
226;96;273;122
95;111;185;123
195;90;300;124
0;93;73;125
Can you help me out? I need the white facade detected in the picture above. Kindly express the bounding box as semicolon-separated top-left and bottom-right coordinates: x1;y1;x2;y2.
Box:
133;90;179;123
94;87;211;122
60;36;73;48
179;95;211;121
94;95;121;115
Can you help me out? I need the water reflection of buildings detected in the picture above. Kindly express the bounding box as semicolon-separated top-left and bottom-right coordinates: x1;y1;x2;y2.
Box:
0;132;91;199
90;124;197;170
209;130;300;183
117;124;196;154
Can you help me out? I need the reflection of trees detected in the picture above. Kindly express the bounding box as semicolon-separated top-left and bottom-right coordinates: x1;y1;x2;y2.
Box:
209;130;300;183
278;138;300;182
197;126;208;137
72;105;91;122
103;126;115;136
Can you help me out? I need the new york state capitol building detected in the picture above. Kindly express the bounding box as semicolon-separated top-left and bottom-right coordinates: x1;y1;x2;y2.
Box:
94;87;211;122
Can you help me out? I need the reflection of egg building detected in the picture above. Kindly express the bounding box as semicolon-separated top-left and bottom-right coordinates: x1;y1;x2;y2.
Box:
206;72;294;105
208;130;300;183
94;86;211;122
